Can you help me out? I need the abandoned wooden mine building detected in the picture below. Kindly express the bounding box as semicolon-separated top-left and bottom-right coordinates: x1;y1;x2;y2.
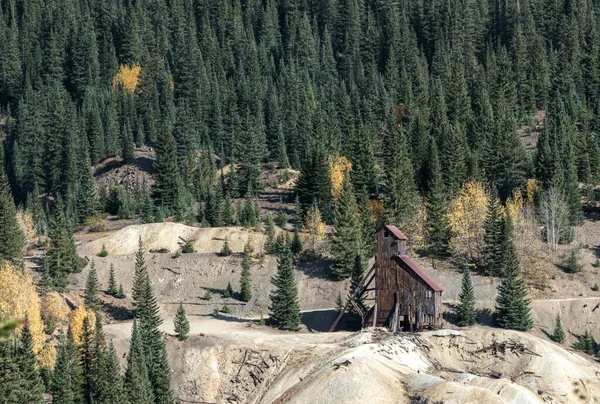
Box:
330;225;443;332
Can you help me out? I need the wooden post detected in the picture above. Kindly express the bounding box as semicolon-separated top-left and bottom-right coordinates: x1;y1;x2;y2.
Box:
391;302;399;333
372;303;378;327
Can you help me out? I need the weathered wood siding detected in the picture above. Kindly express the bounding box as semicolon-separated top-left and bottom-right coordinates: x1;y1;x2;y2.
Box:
374;228;442;330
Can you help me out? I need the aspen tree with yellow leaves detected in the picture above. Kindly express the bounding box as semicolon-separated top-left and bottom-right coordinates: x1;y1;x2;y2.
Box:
447;182;489;264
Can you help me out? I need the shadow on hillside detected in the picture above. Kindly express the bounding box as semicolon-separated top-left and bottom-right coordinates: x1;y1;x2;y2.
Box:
101;300;134;321
94;155;154;177
301;309;361;332
442;304;494;327
296;256;335;280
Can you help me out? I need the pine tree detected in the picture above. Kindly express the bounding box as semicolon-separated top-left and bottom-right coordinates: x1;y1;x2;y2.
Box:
117;284;126;299
425;141;450;257
332;175;362;279
131;238;174;403
482;187;504;276
240;243;252;302
84;261;102;310
45;200;85;290
103;342;126;403
269;244;301;330
220;238;232;256
174;303;190;341
457;267;476;326
124;320;154;404
552;313;566;343
223;281;234;298
0;169;25;263
17;317;45;403
108;264;118;296
153;128;181;215
265;214;276;253
495;215;533;331
53;337;77;404
290;226;303;256
336;293;344;312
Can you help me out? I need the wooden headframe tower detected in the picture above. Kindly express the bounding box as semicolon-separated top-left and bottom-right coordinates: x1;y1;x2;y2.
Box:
330;225;443;332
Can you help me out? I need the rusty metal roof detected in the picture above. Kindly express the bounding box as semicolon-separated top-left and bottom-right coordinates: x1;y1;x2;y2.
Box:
385;225;408;240
396;255;443;292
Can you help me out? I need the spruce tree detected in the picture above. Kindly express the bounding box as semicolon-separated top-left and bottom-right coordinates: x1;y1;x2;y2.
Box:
0;169;25;263
103;342;126;403
45;200;85;290
124;320;154;404
269;244;301;330
495;215;533;331
240;243;252;302
220;238;232;256
53;337;77;404
84;261;102;310
290;226;303;256
552;313;566;343
265;214;276;253
223;281;234;298
17;318;45;403
174;303;190;341
332;175;362;279
425;141;450;257
457;267;476;326
482;187;505;276
117;284;126;299
108;264;118;296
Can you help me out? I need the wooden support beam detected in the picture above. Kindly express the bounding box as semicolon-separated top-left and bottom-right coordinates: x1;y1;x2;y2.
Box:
390;302;399;333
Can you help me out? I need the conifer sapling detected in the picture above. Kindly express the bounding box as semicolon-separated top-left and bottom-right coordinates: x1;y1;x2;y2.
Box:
174;303;190;341
552;313;565;343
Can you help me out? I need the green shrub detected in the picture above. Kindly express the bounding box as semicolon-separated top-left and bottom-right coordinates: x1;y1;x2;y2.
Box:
97;244;109;257
220;305;231;314
220;239;232;256
592;283;599;292
203;291;213;301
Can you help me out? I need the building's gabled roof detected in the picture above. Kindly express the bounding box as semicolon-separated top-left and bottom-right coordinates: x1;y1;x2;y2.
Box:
395;255;443;292
385;225;408;241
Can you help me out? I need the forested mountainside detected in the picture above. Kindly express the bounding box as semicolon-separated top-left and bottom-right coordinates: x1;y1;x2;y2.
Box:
0;0;596;227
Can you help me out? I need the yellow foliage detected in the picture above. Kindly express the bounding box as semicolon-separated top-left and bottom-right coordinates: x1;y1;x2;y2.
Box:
303;205;326;253
39;344;57;369
41;293;70;325
0;262;45;354
367;199;385;226
447;181;489;263
112;64;141;94
404;198;427;250
68;307;96;346
526;179;538;204
17;209;35;240
85;216;107;232
329;156;353;200
506;191;526;231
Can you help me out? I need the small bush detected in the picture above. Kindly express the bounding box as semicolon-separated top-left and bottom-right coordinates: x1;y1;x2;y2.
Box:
258;313;266;326
223;282;234;298
572;330;598;355
86;216;107;232
180;237;196;253
97;244;109;257
592;283;599;292
212;307;220;315
203;291;213;301
220;305;231;314
593;259;600;268
172;251;181;259
116;284;126;299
